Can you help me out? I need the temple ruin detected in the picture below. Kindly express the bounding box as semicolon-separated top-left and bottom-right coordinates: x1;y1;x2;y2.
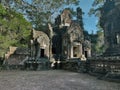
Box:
52;9;91;61
23;8;91;69
30;29;50;59
100;0;120;56
3;7;92;70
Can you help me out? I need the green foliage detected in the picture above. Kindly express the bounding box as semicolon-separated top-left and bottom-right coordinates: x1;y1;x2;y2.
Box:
88;0;106;56
89;27;105;55
6;0;79;30
84;30;104;55
0;0;80;56
0;4;7;16
30;0;79;30
0;4;32;57
92;0;105;7
95;30;105;54
89;0;105;17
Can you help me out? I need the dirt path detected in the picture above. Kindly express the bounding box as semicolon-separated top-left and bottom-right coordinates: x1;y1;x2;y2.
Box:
0;70;119;90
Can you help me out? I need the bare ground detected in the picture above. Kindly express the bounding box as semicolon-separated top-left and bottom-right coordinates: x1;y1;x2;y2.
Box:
0;70;119;90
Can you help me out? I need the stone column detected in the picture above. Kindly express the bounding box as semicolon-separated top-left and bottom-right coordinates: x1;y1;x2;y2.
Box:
79;44;82;57
71;45;73;58
67;44;70;59
87;49;91;57
36;46;40;59
116;34;120;44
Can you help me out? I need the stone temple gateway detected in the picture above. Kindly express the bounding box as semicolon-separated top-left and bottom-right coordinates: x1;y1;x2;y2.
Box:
25;30;50;70
31;29;50;59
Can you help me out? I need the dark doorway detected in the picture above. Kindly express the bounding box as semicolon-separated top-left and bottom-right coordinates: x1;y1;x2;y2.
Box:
73;47;77;57
52;47;56;54
41;49;45;57
85;51;88;58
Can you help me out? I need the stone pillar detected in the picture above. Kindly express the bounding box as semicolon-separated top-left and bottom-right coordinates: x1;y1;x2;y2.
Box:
79;44;82;57
87;49;91;57
49;38;52;61
116;34;120;44
30;40;35;58
36;47;40;59
67;44;70;59
71;45;73;58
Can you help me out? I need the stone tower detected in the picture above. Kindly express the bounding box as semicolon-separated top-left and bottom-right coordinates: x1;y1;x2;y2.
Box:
54;8;91;60
100;0;120;56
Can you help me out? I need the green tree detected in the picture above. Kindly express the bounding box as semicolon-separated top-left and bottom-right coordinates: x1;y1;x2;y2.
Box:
89;0;105;17
88;0;106;56
0;4;32;57
1;0;79;31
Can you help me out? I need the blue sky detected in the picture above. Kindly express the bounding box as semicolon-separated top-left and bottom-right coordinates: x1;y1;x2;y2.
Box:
80;0;98;34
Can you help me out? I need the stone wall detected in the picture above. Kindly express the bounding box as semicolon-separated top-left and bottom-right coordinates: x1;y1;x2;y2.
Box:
100;0;120;56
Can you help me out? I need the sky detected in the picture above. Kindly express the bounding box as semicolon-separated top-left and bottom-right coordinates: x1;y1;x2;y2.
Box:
80;0;98;34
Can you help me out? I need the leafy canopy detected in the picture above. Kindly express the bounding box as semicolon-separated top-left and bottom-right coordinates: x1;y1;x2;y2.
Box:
0;4;32;57
2;0;80;30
